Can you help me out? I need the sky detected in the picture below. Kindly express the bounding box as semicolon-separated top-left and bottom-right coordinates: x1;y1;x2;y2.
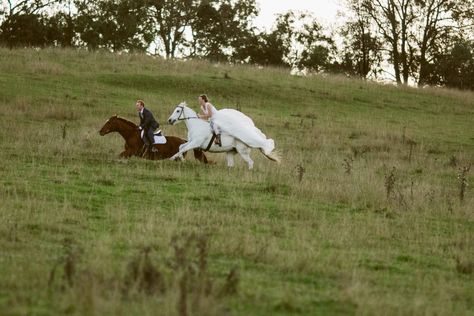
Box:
254;0;345;31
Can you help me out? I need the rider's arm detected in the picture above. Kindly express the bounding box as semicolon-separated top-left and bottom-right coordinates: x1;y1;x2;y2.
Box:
140;110;150;129
199;103;212;120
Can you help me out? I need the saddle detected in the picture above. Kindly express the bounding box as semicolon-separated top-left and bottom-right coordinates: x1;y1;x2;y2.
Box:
153;130;166;144
140;129;167;144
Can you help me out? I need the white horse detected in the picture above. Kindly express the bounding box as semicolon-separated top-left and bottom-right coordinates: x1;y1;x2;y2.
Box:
167;102;279;169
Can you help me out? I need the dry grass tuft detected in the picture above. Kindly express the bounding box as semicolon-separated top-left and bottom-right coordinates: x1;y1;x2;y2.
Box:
384;167;397;200
455;257;473;275
457;164;471;203
219;267;239;297
44;234;237;315
123;246;165;296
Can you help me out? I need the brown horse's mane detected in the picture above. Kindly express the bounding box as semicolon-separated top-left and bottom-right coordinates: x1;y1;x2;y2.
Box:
113;116;138;129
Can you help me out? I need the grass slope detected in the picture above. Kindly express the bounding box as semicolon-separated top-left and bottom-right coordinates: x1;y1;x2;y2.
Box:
0;48;473;315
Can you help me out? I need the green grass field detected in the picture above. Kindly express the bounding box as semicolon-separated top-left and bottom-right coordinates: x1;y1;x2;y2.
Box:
0;48;473;315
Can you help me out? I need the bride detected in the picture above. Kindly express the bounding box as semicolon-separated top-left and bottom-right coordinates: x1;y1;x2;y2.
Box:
196;94;275;155
197;94;222;145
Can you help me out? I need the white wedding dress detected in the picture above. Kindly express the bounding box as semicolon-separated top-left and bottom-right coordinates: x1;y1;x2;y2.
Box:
212;108;275;155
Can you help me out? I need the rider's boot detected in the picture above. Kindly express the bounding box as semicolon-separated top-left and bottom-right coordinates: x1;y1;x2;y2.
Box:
214;134;222;146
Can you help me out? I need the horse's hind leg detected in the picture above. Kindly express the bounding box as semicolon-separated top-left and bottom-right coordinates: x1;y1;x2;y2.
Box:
193;149;209;164
236;143;253;170
226;151;236;168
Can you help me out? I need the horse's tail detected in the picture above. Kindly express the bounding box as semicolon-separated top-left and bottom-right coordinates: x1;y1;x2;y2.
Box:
262;139;275;156
261;139;280;163
262;150;281;163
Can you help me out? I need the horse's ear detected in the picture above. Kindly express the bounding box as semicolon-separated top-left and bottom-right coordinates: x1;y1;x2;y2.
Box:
114;114;117;117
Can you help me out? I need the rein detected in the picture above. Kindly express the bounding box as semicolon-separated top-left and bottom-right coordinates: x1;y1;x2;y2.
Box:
176;105;199;121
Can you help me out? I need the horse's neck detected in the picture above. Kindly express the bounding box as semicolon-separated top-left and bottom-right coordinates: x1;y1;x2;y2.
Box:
182;108;207;132
116;120;140;142
183;106;197;118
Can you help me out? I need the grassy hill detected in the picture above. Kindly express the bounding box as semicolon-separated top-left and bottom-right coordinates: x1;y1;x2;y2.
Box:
0;48;473;315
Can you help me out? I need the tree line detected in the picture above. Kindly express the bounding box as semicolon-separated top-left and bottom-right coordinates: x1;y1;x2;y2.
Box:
1;0;473;90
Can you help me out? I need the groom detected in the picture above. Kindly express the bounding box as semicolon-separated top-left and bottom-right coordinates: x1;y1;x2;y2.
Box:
135;100;159;153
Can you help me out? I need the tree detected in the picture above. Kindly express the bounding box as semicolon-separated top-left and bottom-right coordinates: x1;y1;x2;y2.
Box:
3;0;58;16
294;13;335;72
0;12;47;47
231;11;294;67
339;26;382;78
350;0;473;86
359;0;417;84
233;11;335;71
413;0;473;86
74;0;153;52
45;11;75;47
232;30;291;67
0;0;63;47
190;0;258;62
0;3;6;23
451;0;474;30
146;0;199;58
425;38;474;90
338;1;382;78
441;40;474;90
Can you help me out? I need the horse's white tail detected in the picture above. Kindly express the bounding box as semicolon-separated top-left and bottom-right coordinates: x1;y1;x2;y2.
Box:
262;139;275;156
263;150;281;163
261;139;280;163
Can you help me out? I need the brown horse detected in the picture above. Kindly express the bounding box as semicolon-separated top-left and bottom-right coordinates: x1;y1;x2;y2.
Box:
99;115;208;163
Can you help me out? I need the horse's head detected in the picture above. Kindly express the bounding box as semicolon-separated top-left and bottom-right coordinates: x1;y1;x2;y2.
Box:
99;115;119;135
168;102;188;125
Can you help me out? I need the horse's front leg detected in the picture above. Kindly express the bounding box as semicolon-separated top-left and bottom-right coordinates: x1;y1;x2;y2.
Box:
119;148;135;158
170;141;200;161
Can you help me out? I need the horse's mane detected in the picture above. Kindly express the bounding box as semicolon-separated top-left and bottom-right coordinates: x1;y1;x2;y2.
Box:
113;116;138;129
180;102;198;115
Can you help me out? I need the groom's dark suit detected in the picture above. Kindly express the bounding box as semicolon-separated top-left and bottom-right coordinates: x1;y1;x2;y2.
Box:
139;107;159;146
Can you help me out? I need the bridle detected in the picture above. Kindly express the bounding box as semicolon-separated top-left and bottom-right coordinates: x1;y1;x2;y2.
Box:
176;105;199;121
